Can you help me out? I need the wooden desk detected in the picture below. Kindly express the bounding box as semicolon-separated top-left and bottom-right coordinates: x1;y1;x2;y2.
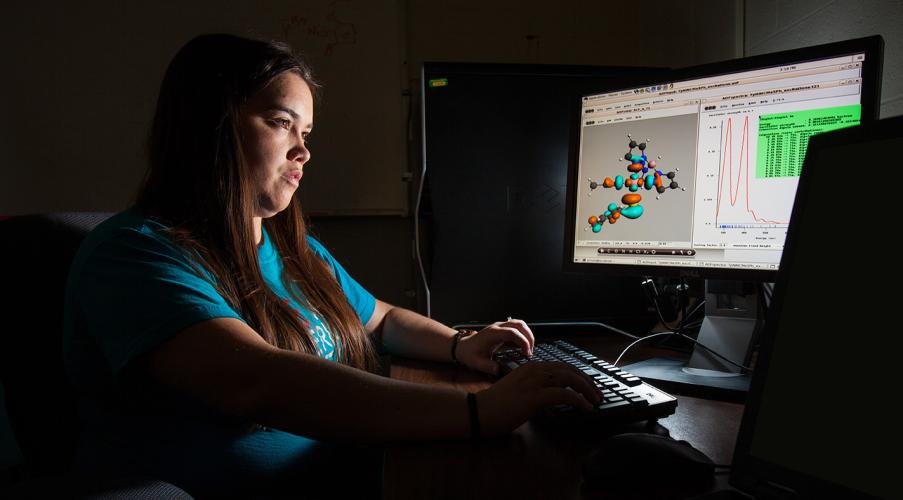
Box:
383;332;744;500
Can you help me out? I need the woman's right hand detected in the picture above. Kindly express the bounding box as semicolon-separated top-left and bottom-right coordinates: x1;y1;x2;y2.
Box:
475;361;603;436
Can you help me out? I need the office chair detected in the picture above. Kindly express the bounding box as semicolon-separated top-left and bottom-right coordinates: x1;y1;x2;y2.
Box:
0;213;193;499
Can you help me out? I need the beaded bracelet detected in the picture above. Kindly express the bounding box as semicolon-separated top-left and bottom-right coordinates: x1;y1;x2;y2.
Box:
451;328;476;364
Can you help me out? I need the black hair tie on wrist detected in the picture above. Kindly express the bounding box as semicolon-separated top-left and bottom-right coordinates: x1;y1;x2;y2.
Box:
451;329;476;365
451;331;464;364
467;392;481;440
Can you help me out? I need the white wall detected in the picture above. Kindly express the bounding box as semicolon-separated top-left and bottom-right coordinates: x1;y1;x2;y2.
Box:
745;0;902;118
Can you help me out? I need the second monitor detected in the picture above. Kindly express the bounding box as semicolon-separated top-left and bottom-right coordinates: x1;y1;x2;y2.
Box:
564;36;884;399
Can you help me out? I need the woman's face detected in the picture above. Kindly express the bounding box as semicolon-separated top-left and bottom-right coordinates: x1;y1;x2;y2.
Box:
238;72;314;218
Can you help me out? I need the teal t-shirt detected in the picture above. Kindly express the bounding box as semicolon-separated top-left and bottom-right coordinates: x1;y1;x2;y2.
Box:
62;209;377;497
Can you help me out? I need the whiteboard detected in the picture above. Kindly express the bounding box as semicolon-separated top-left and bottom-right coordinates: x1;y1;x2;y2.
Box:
0;0;408;216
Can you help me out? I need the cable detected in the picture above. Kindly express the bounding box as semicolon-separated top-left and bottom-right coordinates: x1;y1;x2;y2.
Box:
644;277;704;335
413;68;431;318
683;299;706;324
613;331;677;366
678;277;689;335
607;277;756;371
649;286;703;344
451;321;641;341
642;277;680;332
762;281;774;301
677;333;752;372
614;331;752;371
641;276;706;356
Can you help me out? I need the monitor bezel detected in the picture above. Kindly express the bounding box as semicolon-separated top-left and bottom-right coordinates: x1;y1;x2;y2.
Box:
728;113;900;498
563;35;884;281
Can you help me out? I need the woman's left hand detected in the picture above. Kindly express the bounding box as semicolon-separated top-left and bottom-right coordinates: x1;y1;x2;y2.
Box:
454;318;535;375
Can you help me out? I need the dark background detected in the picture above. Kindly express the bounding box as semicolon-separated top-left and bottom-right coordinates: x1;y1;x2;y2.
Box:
1;0;901;476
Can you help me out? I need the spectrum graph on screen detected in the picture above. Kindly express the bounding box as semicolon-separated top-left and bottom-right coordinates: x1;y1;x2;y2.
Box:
572;47;869;271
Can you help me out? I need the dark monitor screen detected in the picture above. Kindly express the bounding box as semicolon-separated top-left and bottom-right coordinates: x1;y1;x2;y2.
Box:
564;36;883;282
730;115;901;500
420;63;669;327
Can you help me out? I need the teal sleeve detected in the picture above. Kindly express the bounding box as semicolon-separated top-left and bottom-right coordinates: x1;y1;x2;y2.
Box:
75;228;243;376
306;236;376;325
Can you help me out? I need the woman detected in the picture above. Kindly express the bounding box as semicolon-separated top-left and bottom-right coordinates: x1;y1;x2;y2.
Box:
62;33;601;498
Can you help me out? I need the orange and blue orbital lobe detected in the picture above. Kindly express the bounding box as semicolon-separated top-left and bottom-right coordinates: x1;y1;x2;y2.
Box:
620;193;644;219
622;194;642;205
621;205;644;219
588;198;644;233
627;174;640;192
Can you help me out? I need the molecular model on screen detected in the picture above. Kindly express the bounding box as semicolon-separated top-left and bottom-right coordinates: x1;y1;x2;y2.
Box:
585;134;684;233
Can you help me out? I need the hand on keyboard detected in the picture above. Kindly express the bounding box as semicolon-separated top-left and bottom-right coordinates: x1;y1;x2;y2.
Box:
454;318;535;375
492;341;679;424
475;361;604;436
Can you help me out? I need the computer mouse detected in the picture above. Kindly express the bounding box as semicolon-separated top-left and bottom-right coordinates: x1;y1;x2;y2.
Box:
582;432;716;499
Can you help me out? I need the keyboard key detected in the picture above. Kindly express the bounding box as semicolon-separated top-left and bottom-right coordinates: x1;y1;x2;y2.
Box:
596;400;631;411
623;377;643;387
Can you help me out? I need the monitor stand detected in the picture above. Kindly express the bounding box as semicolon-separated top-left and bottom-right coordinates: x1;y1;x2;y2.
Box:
621;280;761;402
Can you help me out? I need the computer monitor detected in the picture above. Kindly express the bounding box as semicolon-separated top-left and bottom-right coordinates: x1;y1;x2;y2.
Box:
563;36;883;399
730;115;902;499
419;62;669;330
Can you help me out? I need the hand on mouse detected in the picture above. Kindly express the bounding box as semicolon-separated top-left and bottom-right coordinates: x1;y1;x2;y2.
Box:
474;361;603;436
454;318;535;375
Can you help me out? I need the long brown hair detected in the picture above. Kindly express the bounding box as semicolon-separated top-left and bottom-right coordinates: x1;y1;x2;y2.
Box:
136;33;379;371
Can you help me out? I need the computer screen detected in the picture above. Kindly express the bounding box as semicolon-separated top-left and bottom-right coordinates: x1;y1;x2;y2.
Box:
562;36;883;399
565;36;883;281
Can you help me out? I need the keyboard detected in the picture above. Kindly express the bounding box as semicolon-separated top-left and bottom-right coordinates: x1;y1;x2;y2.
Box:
494;340;678;424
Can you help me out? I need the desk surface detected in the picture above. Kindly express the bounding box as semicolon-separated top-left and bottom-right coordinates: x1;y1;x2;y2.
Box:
383;332;744;500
